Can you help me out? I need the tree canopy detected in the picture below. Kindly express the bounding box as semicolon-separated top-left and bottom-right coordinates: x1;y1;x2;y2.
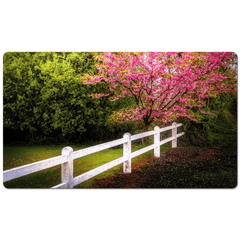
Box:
82;52;237;130
3;52;133;143
3;52;237;145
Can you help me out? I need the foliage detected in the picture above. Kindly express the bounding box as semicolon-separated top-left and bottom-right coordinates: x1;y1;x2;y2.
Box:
82;52;237;131
3;52;43;138
182;92;237;148
3;52;237;146
3;52;134;144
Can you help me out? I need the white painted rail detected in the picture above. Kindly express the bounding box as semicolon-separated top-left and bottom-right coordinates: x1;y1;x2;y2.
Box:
131;130;156;141
72;138;127;160
71;156;127;187
3;155;67;182
3;122;184;188
131;144;156;159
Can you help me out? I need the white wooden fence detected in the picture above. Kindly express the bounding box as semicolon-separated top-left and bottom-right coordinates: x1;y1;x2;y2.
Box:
3;122;184;188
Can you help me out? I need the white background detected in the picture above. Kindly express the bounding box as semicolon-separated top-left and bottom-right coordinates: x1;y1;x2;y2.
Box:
0;1;239;240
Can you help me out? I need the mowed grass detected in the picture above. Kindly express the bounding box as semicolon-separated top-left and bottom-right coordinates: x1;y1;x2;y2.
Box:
3;139;171;188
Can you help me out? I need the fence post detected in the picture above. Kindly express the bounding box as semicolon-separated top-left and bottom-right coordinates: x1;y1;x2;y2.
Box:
61;146;74;188
172;122;177;148
123;133;131;173
154;126;160;158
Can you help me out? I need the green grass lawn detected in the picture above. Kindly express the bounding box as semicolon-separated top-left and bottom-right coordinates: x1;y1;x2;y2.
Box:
3;139;171;188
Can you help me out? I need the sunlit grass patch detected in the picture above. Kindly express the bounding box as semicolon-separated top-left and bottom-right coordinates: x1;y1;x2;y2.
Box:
3;141;171;188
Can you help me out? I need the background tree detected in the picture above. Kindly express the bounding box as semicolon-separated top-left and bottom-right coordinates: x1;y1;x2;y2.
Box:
3;52;134;144
4;52;44;142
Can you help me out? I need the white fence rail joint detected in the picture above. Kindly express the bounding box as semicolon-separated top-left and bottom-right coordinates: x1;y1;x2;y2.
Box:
3;122;184;188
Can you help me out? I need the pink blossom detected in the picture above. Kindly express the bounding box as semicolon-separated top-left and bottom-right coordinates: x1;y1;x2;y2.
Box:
82;52;237;125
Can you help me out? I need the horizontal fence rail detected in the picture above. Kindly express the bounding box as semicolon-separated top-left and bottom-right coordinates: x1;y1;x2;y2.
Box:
131;130;156;141
71;156;127;187
72;137;128;160
3;155;67;182
131;144;155;159
3;122;184;188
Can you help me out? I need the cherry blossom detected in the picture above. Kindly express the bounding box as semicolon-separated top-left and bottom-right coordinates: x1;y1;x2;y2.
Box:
82;52;237;130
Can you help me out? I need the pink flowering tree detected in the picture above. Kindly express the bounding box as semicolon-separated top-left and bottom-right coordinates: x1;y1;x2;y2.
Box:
82;52;237;133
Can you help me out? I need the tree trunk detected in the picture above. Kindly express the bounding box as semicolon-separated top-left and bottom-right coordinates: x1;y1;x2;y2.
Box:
30;131;36;142
31;132;34;142
141;122;150;145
